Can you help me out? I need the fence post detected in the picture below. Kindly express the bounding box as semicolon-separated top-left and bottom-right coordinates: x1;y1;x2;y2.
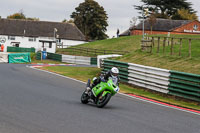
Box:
152;37;155;47
189;39;192;58
179;38;182;56
163;37;166;54
157;37;160;53
170;38;174;55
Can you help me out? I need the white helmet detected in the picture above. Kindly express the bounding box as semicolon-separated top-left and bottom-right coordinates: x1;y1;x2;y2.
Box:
111;67;119;77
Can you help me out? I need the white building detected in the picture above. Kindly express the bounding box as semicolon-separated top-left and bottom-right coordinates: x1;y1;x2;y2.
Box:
0;19;86;53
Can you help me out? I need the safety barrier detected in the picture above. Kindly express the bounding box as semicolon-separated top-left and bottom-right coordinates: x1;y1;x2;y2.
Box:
47;53;62;62
36;52;41;60
62;55;91;65
7;46;35;53
91;57;97;65
8;53;31;63
0;53;8;63
128;63;170;94
169;71;200;102
102;59;200;102
36;52;97;66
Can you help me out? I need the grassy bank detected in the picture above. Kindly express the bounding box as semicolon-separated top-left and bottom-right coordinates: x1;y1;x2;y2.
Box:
56;35;200;74
40;66;200;110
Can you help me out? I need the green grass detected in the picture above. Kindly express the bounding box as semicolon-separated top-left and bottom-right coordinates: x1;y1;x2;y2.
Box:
40;66;101;82
56;35;200;74
40;66;200;110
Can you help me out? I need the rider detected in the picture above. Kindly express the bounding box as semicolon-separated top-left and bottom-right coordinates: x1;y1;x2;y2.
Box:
86;67;120;93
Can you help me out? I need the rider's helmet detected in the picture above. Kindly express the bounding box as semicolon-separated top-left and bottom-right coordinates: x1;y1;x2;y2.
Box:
111;67;119;78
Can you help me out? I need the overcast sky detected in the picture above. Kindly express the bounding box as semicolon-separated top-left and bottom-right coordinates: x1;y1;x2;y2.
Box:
0;0;200;38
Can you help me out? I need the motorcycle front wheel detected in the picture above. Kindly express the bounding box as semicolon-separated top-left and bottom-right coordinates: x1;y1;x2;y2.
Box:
81;91;89;104
96;93;111;108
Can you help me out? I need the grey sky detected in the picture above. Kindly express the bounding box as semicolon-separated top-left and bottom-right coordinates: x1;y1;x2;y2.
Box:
0;0;200;38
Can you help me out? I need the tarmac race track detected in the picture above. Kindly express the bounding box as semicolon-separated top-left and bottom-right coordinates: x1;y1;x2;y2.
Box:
0;64;199;133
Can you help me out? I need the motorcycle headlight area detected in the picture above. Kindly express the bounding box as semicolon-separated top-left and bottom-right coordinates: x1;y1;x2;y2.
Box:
114;86;120;92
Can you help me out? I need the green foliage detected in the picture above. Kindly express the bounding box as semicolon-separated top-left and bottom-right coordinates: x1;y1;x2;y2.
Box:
7;12;26;19
172;8;198;20
71;0;108;40
135;0;196;19
7;11;39;20
62;19;74;23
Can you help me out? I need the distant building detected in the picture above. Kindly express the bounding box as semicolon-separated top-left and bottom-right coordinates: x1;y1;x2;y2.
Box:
0;19;86;53
120;19;200;36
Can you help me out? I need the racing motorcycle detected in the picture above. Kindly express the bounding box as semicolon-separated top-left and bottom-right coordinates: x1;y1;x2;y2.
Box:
81;77;120;108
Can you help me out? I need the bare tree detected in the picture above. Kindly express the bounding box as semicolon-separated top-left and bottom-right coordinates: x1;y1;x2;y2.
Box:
148;12;157;34
130;17;137;28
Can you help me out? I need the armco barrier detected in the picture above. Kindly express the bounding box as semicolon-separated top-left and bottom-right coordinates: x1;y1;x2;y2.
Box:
36;52;41;60
128;63;170;94
169;71;200;102
40;52;97;66
91;57;97;65
47;52;62;62
102;59;200;102
7;46;35;53
62;55;91;65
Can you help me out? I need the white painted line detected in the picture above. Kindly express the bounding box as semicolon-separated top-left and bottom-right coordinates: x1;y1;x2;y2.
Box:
26;65;200;116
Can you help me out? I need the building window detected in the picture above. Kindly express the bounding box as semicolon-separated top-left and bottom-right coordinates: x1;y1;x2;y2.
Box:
29;37;36;42
8;36;15;40
49;43;52;48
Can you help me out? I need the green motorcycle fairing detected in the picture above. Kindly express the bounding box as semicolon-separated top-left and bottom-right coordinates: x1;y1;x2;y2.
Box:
91;79;119;97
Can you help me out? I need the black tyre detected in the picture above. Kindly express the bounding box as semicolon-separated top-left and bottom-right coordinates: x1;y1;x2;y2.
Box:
81;91;89;104
96;93;111;108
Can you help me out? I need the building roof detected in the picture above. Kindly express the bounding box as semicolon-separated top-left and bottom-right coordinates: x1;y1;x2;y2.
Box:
131;19;193;31
0;19;86;41
119;29;131;37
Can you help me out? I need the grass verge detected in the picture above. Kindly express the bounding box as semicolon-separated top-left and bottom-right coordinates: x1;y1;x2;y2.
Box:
56;35;200;74
40;66;200;110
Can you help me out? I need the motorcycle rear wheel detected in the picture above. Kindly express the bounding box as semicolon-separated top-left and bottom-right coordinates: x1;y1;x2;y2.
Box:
96;93;111;108
81;91;89;104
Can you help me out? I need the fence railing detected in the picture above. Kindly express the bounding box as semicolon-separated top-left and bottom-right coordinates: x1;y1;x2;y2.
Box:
58;47;128;56
102;59;200;102
141;36;200;58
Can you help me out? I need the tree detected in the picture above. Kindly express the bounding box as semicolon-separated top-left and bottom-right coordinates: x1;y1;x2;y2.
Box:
130;17;137;28
71;0;108;40
7;12;26;19
62;19;74;23
7;10;39;21
148;12;157;34
134;0;196;19
172;8;198;20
